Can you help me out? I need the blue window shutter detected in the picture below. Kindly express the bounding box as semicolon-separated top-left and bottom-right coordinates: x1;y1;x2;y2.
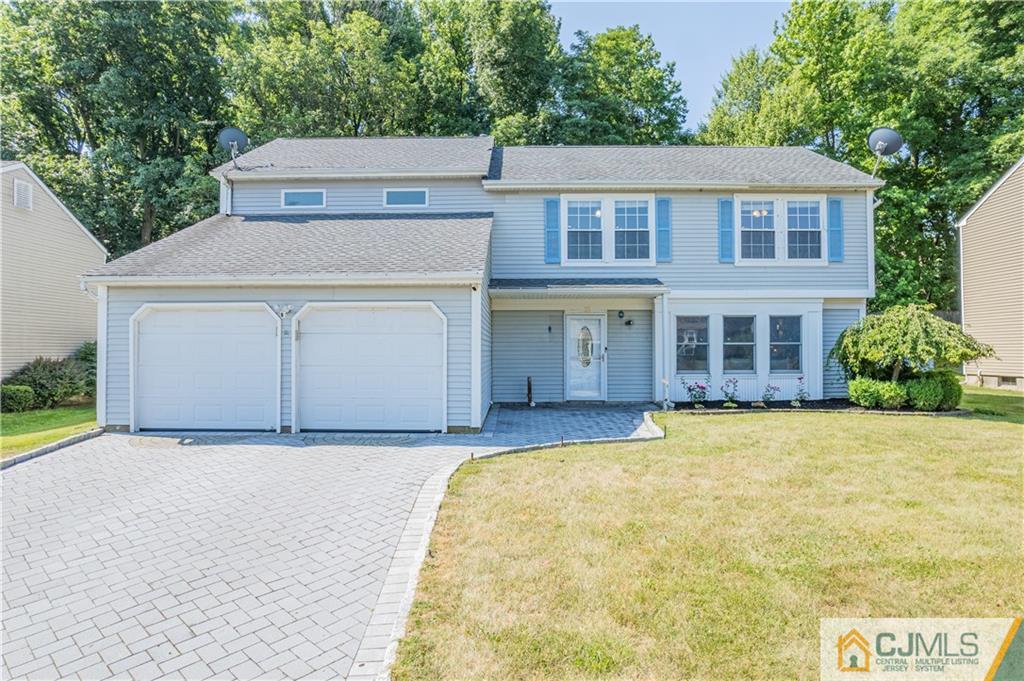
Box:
656;197;672;262
544;198;560;264
718;198;734;263
828;197;844;262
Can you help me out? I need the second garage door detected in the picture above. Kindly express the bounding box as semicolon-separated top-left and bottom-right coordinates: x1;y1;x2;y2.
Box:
294;304;445;432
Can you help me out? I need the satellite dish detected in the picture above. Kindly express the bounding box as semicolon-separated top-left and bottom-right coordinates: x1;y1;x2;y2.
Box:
217;127;249;169
867;127;902;156
867;127;902;177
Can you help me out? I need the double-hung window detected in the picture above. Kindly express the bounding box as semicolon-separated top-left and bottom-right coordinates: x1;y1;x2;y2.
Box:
723;316;756;372
614;200;650;259
769;316;802;372
735;195;826;264
740;200;775;259
562;194;655;265
676;316;709;372
786;201;822;259
567;200;603;260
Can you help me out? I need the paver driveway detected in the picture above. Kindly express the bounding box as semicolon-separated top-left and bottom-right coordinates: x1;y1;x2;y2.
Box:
2;406;659;680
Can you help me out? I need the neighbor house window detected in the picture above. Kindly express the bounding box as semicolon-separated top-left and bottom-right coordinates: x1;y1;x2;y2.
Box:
567;200;603;260
281;189;326;208
740;200;775;259
786;201;822;259
676;316;709;373
384;188;428;207
769;316;802;372
614;200;650;260
723;316;756;372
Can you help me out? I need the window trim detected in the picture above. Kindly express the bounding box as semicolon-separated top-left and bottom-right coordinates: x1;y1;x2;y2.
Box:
560;193;656;267
722;315;757;374
675;315;710;374
280;188;326;209
768;315;803;374
733;193;827;266
383;187;430;208
12;178;33;210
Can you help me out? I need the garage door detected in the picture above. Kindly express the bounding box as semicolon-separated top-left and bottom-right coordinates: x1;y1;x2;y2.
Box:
295;305;445;431
134;306;278;430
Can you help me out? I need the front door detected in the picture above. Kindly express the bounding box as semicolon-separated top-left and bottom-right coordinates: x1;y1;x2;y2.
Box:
565;315;605;400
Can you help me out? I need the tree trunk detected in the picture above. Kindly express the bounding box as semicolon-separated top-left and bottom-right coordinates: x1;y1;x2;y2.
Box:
140;200;156;245
891;362;902;382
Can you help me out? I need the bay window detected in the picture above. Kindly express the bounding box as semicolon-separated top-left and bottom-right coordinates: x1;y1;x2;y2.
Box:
723;316;756;372
676;316;709;372
769;316;802;372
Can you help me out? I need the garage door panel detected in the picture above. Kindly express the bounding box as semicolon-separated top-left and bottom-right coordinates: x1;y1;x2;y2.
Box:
135;308;277;430
297;306;444;431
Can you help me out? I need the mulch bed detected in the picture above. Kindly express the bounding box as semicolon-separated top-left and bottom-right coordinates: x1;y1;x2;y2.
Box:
673;399;969;416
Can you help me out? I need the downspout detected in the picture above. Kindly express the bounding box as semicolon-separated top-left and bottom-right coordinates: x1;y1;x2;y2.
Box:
221;173;234;216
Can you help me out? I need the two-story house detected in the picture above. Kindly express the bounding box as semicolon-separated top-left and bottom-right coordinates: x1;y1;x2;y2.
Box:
81;137;881;433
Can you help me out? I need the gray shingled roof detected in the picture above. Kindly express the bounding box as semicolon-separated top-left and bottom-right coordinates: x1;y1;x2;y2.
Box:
213;136;495;178
85;213;492;279
490;278;664;289
486;145;881;187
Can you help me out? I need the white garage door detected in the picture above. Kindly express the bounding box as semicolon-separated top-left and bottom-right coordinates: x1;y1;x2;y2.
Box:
296;305;445;431
134;306;278;430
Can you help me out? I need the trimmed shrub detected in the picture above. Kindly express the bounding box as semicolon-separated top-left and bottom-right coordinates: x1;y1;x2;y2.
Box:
73;341;97;397
906;372;963;411
5;357;86;409
848;377;907;409
1;384;35;412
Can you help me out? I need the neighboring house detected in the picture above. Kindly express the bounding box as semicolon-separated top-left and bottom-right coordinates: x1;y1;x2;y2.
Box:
1;161;108;377
958;156;1024;390
81;137;881;433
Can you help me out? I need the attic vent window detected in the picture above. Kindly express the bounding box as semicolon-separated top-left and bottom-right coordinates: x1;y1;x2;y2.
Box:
281;189;326;208
13;178;32;209
384;188;428;208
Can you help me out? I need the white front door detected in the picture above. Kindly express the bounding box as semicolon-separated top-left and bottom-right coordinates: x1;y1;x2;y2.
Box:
565;315;605;400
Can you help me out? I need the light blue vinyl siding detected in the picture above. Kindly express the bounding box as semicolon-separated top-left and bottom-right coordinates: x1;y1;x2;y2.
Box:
489;191;871;290
607;310;653;400
491;309;653;403
823;308;861;397
103;286;474;428
232;179;492;214
492;311;564;402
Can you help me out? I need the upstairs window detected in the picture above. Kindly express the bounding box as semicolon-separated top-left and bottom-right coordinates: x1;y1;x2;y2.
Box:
281;189;325;208
12;178;32;209
740;200;775;259
786;201;822;259
567;200;603;260
384;188;428;208
614;200;650;260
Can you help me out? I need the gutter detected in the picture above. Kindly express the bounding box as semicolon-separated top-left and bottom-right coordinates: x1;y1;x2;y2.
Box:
80;271;486;288
481;180;885;192
211;169;488;181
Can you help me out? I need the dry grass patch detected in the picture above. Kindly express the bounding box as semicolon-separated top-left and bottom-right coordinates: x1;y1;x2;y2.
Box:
394;412;1023;680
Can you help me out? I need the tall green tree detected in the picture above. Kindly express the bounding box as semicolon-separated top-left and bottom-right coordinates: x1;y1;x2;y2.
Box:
556;26;688;144
1;0;231;254
699;0;1024;311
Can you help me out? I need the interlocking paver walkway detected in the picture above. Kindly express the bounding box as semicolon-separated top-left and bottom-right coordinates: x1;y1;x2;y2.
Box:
2;406;659;680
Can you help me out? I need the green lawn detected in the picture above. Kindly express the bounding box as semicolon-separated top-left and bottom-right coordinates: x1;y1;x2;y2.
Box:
961;385;1024;424
0;405;97;459
394;408;1023;680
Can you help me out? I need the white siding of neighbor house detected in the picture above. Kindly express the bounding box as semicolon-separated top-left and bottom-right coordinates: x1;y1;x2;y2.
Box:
230;178;495;214
607;310;653;401
491;309;653;403
822;307;862;397
1;166;107;376
488;191;871;291
103;286;473;428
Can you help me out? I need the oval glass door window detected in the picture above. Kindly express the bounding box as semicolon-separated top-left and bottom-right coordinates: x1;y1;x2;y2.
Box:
577;326;593;367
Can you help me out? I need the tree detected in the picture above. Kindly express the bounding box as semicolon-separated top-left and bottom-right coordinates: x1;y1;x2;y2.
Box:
830;304;993;382
557;26;688;144
1;0;231;254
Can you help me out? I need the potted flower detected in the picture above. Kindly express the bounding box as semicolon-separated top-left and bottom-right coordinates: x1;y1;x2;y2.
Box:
791;375;809;407
683;377;711;409
720;377;739;408
754;383;780;408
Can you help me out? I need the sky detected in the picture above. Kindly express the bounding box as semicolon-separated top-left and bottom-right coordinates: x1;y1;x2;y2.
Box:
549;1;789;131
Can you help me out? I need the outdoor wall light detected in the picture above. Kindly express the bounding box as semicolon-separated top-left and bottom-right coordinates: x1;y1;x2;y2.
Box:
617;310;625;319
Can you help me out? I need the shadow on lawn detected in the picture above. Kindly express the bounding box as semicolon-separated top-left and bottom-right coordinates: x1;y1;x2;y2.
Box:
961;389;1024;426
